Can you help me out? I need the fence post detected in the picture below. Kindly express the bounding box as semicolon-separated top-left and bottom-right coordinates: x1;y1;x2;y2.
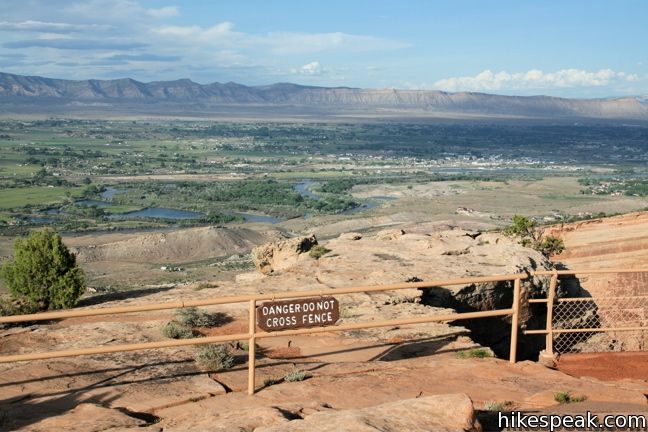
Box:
248;299;256;395
509;277;521;363
545;271;558;356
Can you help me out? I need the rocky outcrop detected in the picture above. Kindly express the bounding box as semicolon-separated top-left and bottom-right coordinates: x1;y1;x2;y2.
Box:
257;394;480;432
251;235;318;275
374;228;406;241
338;232;363;241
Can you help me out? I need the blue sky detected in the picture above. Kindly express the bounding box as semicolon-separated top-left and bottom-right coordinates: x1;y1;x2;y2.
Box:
0;0;646;97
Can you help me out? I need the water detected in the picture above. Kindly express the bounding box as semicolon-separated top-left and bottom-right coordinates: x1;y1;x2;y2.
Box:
100;186;120;200
108;207;203;220
293;181;322;200
293;180;397;215
75;199;110;208
28;216;57;223
42;207;63;215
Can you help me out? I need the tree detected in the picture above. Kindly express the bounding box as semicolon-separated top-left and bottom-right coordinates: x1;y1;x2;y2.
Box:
1;229;85;312
503;215;539;241
503;215;565;257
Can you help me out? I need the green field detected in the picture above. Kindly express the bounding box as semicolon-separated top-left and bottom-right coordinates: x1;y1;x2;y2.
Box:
0;186;84;209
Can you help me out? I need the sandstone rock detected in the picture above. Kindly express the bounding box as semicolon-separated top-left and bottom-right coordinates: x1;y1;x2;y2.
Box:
257;394;481;432
374;229;405;240
339;232;363;241
146;406;291;431
24;403;146;432
188;374;227;395
252;235;318;274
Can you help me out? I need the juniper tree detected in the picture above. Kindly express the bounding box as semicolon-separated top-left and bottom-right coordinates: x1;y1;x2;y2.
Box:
1;229;85;311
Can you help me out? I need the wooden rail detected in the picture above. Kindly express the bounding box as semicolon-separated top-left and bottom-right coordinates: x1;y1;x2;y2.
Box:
0;273;527;395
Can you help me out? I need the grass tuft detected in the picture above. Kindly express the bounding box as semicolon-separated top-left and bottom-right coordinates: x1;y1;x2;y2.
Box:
456;348;493;359
309;245;331;259
554;391;587;404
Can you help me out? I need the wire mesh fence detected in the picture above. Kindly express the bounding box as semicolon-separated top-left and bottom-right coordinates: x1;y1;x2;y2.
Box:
553;296;648;353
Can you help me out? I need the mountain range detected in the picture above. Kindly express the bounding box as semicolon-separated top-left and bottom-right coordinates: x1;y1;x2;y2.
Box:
1;72;647;121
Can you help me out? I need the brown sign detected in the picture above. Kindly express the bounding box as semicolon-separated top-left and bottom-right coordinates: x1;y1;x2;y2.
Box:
257;296;339;332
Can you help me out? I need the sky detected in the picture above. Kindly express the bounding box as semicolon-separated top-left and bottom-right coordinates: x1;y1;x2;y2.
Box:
0;0;647;98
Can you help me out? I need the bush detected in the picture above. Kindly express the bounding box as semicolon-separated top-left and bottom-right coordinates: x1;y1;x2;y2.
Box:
284;368;308;382
194;344;234;371
161;321;195;339
309;245;331;260
1;229;85;311
176;307;228;328
503;214;537;238
503;215;565;257
537;236;565;256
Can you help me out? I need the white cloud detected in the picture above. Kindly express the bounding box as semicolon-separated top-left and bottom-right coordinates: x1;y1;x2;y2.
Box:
146;6;179;19
293;61;324;76
434;68;640;92
0;20;112;33
0;1;405;85
65;0;178;22
151;22;407;55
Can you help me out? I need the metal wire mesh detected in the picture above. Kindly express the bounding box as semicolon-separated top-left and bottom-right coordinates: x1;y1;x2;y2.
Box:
553;296;648;353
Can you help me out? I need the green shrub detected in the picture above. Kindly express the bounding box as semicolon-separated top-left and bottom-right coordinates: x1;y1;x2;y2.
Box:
176;307;228;327
537;236;565;256
194;344;234;371
503;215;565;257
309;245;331;259
503;215;537;238
456;348;494;359
1;229;85;311
161;321;195;339
284;368;308;382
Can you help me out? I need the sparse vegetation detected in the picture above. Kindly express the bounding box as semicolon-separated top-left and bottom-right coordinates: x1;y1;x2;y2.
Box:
503;215;565;257
194;344;234;371
284;368;308;382
176;307;229;328
483;400;514;412
456;348;494;359
1;229;85;312
309;245;331;259
161;321;195;339
239;341;260;352
554;391;587;404
161;307;229;339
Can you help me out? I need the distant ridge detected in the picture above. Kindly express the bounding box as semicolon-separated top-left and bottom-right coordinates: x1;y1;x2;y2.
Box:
1;71;647;120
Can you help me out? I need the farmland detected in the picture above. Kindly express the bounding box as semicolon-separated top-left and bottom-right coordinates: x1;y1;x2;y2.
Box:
0;119;647;236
